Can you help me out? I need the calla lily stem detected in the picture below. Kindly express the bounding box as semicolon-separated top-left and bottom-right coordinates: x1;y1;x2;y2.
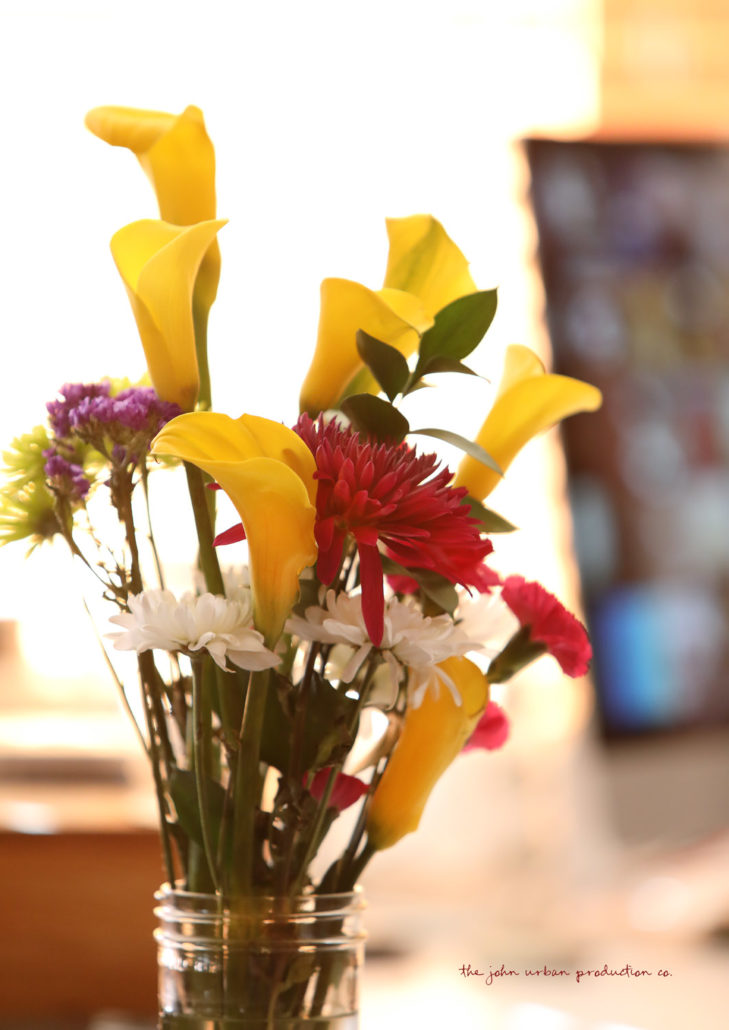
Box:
191;655;220;891
183;461;225;596
193;299;212;413
231;667;270;895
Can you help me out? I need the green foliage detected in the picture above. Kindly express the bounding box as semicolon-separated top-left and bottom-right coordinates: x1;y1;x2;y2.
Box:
409;426;502;474
463;495;517;533
381;556;459;615
355;330;410;402
340;393;410;444
168;766;227;851
260;671;360;775
412;290;497;381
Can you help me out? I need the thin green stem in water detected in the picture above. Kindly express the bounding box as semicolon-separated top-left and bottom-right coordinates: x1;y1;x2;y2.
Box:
231;667;270;894
191;656;220;891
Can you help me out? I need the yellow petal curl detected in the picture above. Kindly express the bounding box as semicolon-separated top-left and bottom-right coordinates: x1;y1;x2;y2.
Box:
111;219;226;411
383;214;477;318
299;215;476;416
299;278;430;416
85;105;216;226
366;657;489;851
151;413;317;644
85;104;221;331
453;344;603;500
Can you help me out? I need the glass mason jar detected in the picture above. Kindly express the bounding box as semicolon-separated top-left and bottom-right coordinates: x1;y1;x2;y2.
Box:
155;885;367;1029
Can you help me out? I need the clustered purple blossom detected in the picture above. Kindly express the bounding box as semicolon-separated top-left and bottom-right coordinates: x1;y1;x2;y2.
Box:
48;382;181;440
43;449;91;502
47;382;111;438
45;382;182;469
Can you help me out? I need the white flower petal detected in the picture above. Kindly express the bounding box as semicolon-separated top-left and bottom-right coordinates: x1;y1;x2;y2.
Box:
108;588;279;671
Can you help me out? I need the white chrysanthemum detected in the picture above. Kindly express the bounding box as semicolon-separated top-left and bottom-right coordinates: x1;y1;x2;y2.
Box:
286;591;477;705
109;589;279;672
455;589;520;661
193;564;252;607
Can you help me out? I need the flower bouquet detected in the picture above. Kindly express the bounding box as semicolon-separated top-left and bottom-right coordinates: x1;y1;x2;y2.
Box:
0;105;601;1028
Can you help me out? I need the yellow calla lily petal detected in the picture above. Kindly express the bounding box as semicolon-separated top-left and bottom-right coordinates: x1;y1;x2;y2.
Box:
383;214;478;318
85;104;216;226
366;657;489;850
86;104;221;398
375;288;433;334
453;344;603;500
111;219;226;411
235;415;318;506
203;457;316;645
300;216;479;416
299;278;427;416
149;411;264;462
152;414;317;644
151;412;317;505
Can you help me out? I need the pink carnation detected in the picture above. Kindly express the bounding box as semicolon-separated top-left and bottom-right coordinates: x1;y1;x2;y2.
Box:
500;575;591;677
463;701;510;752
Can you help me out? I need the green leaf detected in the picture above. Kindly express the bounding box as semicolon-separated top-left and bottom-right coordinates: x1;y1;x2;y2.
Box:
408;426;502;474
168;766;226;849
260;672;360;774
410;569;460;615
260;674;296;773
415;356;480;380
381;556;459;615
415;290;497;376
355;330;410;402
463;495;517;533
340;393;410;444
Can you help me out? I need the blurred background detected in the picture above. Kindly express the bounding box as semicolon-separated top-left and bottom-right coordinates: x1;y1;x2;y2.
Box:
1;1;729;1028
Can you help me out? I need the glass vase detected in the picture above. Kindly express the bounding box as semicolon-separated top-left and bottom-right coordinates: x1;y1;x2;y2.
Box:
155;884;366;1029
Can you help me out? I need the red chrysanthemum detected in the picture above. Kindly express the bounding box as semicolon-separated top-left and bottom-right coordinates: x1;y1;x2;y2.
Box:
463;701;510;752
500;575;592;677
295;415;496;646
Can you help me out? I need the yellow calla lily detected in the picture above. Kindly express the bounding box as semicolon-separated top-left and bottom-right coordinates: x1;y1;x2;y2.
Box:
85;105;217;226
299;279;431;416
299;215;477;416
383;214;478;317
151;412;317;644
453;344;603;500
86;104;221;405
111;218;226;411
366;657;489;851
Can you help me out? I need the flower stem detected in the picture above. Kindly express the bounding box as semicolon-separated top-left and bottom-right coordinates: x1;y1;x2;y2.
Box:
184;462;225;596
141;462;166;590
81;596;149;758
191;656;220;891
231;668;270;894
291;656;378;896
138;653;177;886
192;297;212;413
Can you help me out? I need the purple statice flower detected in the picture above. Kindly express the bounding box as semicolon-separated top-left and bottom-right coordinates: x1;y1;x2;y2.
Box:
46;382;182;469
43;448;91;502
47;382;111;438
70;386;181;438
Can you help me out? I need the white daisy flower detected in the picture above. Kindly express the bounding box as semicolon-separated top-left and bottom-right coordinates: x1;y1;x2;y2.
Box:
286;591;477;705
109;589;279;672
455;589;521;661
193;564;252;606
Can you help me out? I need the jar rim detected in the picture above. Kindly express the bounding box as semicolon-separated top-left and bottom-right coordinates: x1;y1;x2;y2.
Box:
154;882;366;909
